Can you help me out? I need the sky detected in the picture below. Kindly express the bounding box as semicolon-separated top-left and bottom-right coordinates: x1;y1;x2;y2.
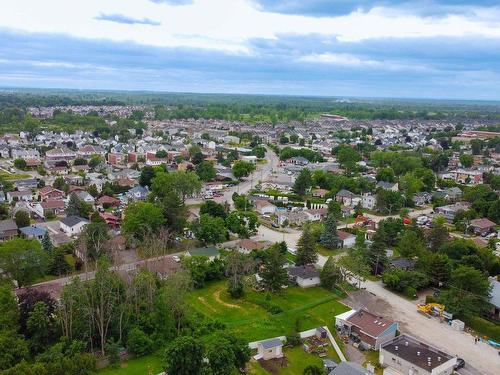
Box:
1;0;500;100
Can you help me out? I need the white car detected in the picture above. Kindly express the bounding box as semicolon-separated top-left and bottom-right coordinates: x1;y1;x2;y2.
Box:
172;255;181;263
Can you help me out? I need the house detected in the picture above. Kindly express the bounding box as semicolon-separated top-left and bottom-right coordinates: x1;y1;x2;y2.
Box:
236;239;266;254
335;309;398;349
39;186;65;201
469;218;496;236
413;192;432;206
126;185;149;201
33;200;66;218
328;361;368;375
19;225;47;241
255;338;284;360
0;219;18;241
443;187;462;200
361;194;376;210
379;334;456;375
242;155;258;164
97;195;121;208
304;208;328;222
338;230;356;248
288;265;321;288
488;277;500;320
376;181;399;191
288;156;309;166
60;216;89;236
335;189;357;206
389;258;416;271
312;188;329;198
99;212;121;228
6;190;32;203
45;147;76;161
107;153;126;165
254;200;276;215
187;247;220;260
14;178;38;191
454;169;483;185
434;202;470;221
75;190;95;204
77;144;106;158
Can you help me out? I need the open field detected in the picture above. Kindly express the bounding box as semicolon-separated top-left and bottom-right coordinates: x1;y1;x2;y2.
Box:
186;280;349;342
0;171;32;181
98;353;163;375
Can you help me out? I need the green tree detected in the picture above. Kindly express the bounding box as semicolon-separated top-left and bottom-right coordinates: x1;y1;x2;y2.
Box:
232;160;256;179
225;211;259;238
459;154;473;168
293;168;312;195
296;225;318;266
319;213;340;250
47;248;72;276
260;245;288;293
191;214;227;246
26;301;51;353
0;239;48;286
397;230;425;258
376;189;405;214
195;160;216;181
122;201;165;241
419;252;452;287
320;257;342;290
0;331;29;370
164;336;204;375
205;334;236;375
225;251;253;298
0;283;19;331
338;248;370;288
41;232;53;253
440;265;491;319
376;167;396;182
127;327;153;357
303;364;326;375
200;200;227;219
151;171;201;203
334;145;361;170
139;165;155;187
366;231;388;275
13;158;27;170
82;221;110;260
14;210;30;228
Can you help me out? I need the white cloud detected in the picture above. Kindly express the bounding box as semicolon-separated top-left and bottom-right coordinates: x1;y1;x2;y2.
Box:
1;0;500;55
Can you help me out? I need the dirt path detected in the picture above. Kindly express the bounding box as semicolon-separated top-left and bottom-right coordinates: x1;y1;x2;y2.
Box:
197;296;217;313
213;290;242;309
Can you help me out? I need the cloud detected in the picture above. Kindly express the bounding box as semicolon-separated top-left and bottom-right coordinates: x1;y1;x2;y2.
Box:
95;13;161;26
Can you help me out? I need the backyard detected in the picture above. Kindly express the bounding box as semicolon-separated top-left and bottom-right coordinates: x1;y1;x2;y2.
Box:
185;280;350;343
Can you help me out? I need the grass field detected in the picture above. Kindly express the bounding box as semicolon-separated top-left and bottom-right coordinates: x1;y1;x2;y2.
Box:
99;354;163;375
0;171;32;181
186;280;349;342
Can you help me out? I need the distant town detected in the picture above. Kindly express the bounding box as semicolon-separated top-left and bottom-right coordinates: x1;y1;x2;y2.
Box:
0;95;499;375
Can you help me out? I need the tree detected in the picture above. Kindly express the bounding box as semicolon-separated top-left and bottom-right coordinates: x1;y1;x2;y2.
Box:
82;221;110;260
225;251;253;298
205;334;236;375
0;331;29;370
66;193;92;218
382;268;428;295
426;217;449;252
320;257;342;290
0;283;19;331
319;213;340;250
86;184;98;198
13;158;27;170
293;168;312;195
397;230;425;258
139;165;155;187
195;160;216;181
296;225;318;266
327;200;342;220
53;177;67;191
26;301;51;353
419;253;452;287
251;146;266;158
73;158;87;166
232;160;256;179
0;239;48;287
303;365;326;375
376;189;405;214
459;154;473;168
47;248;72;276
191;214;227;246
366;231;388;275
127;327;153;357
122;201;165;241
200;200;227;219
400;172;424;199
14;210;30;228
440;265;491;319
338;249;370;288
155;150;168;158
160;270;193;333
225;211;259;238
151;171;201;203
334;145;361;170
164;336;204;375
376;167;396;183
260;245;288;293
471;139;482;155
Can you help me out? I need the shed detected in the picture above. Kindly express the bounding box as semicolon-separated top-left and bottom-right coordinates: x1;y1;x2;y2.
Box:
256;338;284;360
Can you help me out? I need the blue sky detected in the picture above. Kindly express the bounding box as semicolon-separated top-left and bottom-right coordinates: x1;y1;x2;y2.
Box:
1;0;500;99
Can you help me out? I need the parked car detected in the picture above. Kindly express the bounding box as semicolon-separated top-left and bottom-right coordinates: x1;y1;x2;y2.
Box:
454;358;465;370
172;255;181;263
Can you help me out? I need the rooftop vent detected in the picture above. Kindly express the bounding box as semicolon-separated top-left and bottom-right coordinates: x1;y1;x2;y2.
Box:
438;357;441;362
405;341;409;346
417;352;421;356
395;346;398;351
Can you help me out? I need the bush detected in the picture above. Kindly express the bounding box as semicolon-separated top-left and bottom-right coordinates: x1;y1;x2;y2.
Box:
286;333;301;347
128;327;154;357
467;316;500;341
404;286;417;299
425;295;437;304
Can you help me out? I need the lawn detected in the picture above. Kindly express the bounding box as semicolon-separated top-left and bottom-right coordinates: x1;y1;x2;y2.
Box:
248;345;340;374
99;353;163;375
0;171;32;181
316;244;345;257
186;281;349;342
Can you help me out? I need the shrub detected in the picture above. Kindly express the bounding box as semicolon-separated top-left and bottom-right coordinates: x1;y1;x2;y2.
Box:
286;333;301;347
425;295;437;304
128;327;154;357
467;316;500;341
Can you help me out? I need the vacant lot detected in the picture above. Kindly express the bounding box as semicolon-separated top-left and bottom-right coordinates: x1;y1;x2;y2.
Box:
186;281;349;342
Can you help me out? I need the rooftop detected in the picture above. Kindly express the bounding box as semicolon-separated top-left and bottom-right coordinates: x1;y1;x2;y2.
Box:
347;310;395;337
382;334;453;370
288;265;320;279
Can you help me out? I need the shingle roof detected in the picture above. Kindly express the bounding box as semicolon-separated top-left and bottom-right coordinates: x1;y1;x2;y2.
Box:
60;216;88;227
288;265;319;279
346;310;395;338
259;338;283;349
0;219;18;232
329;361;367;375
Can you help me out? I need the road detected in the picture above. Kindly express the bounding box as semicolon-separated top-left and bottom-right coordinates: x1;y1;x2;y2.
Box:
254;223;500;375
187;147;280;208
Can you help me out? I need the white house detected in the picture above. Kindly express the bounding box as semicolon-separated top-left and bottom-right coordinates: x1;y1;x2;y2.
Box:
362;194;376;210
338;230;356;248
60;216;89;236
242;155;258;164
288;265;321;288
254;200;276;215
